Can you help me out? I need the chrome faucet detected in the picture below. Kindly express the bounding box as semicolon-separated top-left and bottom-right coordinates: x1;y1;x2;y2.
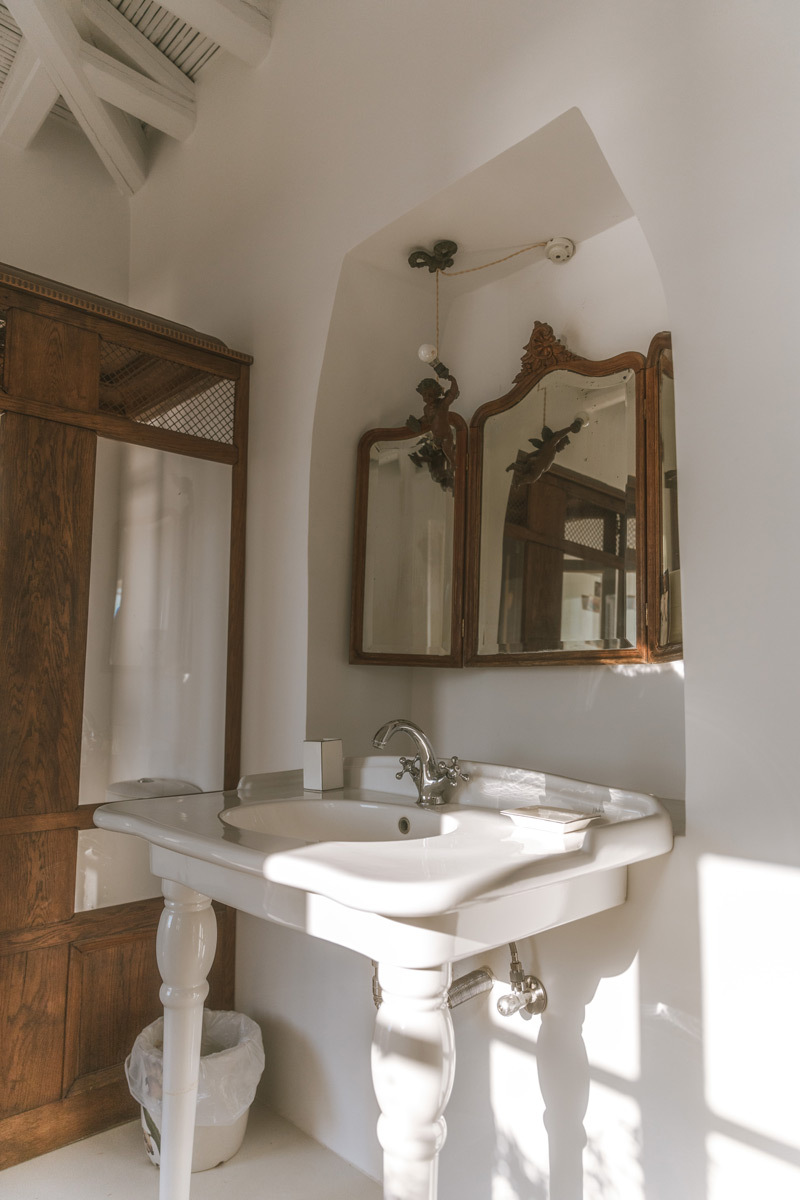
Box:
371;718;468;807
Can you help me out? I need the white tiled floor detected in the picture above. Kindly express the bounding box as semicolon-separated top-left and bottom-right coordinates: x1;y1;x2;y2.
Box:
0;1103;381;1200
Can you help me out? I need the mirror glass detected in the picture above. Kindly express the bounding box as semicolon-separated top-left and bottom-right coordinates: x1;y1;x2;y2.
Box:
360;431;455;656
476;367;638;656
655;342;682;647
79;437;232;808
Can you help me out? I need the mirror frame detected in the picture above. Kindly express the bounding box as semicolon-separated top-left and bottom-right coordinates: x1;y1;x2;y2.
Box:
464;324;647;666
646;330;682;661
350;413;468;666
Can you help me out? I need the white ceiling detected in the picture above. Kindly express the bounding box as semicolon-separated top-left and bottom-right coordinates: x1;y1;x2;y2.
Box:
351;108;634;298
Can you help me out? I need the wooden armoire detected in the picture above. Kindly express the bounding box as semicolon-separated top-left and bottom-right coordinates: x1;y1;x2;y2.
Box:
0;264;248;1166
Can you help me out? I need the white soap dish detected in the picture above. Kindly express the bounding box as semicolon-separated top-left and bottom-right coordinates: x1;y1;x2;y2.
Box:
501;805;600;833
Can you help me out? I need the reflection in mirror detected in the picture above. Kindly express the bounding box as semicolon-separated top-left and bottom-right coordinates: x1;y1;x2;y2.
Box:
79;438;232;807
649;333;682;652
351;418;466;664
480;369;637;654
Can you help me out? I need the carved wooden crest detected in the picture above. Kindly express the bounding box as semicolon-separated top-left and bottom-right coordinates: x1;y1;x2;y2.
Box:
513;321;579;384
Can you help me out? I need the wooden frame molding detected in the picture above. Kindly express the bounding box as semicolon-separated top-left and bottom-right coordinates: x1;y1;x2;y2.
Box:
0;263;253;363
466;338;647;667
350;415;468;667
645;330;683;662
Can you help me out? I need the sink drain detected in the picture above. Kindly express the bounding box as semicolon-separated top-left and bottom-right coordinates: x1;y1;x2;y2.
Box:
397;817;411;835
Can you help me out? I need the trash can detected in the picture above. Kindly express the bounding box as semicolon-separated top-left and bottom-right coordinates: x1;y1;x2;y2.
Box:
126;1009;265;1173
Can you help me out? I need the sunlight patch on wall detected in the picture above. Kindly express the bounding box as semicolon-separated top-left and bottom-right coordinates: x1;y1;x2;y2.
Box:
700;855;800;1149
707;1133;800;1200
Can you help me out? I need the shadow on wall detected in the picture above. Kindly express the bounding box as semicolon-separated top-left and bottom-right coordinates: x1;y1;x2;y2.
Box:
494;1129;549;1199
440;851;700;1200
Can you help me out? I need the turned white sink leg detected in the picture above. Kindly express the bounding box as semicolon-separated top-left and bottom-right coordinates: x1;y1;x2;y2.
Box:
156;882;217;1200
371;964;455;1200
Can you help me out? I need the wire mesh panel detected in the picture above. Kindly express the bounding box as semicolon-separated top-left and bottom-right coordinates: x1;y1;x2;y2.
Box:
505;483;528;526
564;515;610;553
99;339;236;445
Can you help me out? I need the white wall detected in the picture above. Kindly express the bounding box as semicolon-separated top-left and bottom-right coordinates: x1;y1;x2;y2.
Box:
0;120;129;299
125;2;800;1198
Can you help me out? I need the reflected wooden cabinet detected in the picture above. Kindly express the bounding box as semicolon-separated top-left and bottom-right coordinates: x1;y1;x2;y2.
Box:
351;321;681;667
0;265;248;1165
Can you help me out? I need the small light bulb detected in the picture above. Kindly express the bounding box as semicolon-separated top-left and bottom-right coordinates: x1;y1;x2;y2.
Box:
417;344;450;379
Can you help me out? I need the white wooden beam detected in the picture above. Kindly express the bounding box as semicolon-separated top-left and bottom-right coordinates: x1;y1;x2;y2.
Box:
0;37;59;148
4;0;147;195
80;0;193;98
80;44;195;140
161;0;272;68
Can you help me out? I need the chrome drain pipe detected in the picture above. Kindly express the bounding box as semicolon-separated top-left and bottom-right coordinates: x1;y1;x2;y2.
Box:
371;963;494;1010
446;967;494;1008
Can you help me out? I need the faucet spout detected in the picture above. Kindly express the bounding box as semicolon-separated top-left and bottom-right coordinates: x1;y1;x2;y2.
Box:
371;718;468;807
372;718;437;767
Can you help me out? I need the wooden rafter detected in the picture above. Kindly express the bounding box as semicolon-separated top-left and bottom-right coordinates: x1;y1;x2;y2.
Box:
0;0;269;192
0;35;58;147
4;0;146;194
79;43;195;140
80;0;194;98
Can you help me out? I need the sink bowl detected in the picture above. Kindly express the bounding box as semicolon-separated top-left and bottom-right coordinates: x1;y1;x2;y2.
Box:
220;798;457;842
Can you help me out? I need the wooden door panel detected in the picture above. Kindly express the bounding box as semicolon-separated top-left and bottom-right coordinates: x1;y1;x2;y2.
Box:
0;830;77;932
0;414;96;816
63;902;236;1098
0;945;69;1119
4;309;99;412
68;938;163;1082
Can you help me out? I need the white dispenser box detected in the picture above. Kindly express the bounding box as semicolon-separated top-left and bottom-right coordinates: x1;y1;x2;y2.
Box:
303;739;344;790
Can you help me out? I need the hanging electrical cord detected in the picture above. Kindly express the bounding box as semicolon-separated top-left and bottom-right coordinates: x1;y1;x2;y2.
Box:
411;236;575;363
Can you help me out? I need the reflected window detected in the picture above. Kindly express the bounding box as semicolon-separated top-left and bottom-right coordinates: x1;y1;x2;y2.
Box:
79;438;231;806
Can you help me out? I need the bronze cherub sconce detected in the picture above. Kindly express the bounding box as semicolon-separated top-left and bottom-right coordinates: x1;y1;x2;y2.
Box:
406;370;459;493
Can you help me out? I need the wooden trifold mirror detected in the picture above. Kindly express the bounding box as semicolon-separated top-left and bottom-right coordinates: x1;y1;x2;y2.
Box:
351;322;680;667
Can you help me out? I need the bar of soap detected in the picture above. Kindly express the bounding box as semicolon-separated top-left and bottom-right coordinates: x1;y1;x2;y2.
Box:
500;805;599;833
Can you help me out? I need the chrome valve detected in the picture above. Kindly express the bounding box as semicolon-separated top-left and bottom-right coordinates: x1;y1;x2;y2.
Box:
497;942;547;1020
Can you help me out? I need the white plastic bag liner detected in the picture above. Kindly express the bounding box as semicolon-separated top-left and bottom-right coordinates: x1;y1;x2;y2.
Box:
126;1009;265;1127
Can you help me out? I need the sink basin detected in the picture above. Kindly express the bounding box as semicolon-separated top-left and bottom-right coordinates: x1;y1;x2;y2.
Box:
94;758;673;948
220;798;458;842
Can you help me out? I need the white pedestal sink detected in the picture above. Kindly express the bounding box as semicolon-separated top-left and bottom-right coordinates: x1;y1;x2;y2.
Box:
95;757;673;1200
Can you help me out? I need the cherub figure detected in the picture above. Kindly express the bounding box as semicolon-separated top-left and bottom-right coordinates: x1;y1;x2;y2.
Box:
507;418;583;487
406;372;459;492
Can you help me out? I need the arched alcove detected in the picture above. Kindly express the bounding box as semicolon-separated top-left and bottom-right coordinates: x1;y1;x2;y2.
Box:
307;107;684;801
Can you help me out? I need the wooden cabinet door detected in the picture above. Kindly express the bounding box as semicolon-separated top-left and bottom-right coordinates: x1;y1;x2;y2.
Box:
0;313;235;1168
